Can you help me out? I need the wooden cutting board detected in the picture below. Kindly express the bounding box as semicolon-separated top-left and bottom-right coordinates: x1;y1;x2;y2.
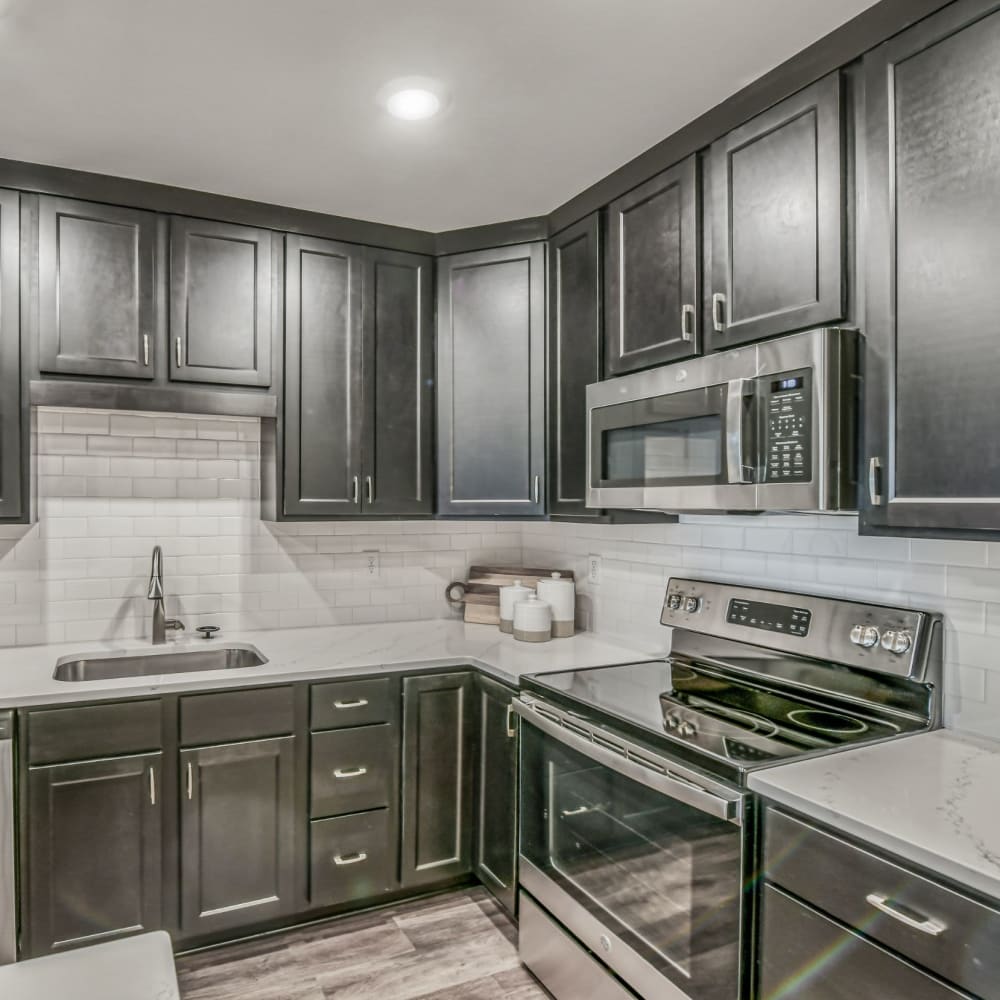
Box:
460;565;574;626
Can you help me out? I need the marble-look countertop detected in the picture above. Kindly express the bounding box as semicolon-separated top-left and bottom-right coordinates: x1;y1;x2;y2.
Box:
749;729;1000;902
0;618;664;708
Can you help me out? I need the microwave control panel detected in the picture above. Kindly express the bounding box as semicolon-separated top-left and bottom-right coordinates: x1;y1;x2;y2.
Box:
762;369;812;483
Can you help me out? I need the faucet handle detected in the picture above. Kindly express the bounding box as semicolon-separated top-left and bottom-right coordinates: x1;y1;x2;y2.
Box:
196;626;220;640
164;618;186;633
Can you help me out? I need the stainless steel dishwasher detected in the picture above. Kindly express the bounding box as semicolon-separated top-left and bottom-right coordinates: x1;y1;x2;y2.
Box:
0;709;14;965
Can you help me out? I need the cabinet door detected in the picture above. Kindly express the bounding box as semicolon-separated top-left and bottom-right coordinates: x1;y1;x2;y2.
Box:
0;189;22;521
179;736;296;936
475;676;518;915
401;673;474;888
709;73;844;350
169;216;272;387
283;235;364;517
862;0;1000;537
605;157;699;375
548;213;603;517
25;753;162;957
437;244;546;517
37;197;160;379
363;247;435;516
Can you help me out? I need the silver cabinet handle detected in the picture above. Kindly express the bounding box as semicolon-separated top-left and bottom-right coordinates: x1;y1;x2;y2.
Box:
333;852;368;866
365;475;374;504
533;475;541;505
506;704;516;739
148;767;156;806
868;457;884;506
866;893;946;936
351;475;359;504
712;292;727;333
681;304;695;342
560;804;595;817
334;698;368;710
175;336;183;368
142;333;150;366
333;766;368;779
186;761;193;800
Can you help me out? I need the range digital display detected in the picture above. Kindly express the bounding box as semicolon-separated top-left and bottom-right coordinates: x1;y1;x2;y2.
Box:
727;598;811;637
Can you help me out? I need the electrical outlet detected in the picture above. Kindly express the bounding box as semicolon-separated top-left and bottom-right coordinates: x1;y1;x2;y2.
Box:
363;550;380;578
587;554;602;586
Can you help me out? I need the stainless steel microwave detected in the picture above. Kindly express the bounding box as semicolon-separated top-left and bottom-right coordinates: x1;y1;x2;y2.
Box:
586;328;861;513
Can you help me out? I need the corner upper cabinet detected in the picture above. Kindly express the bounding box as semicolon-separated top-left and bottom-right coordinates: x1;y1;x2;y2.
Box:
708;73;845;350
37;197;161;379
169;216;273;387
548;213;603;517
0;189;23;521
283;235;364;517
862;0;1000;537
437;243;546;517
605;157;700;375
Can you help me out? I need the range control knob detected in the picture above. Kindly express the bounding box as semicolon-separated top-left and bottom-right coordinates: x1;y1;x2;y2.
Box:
665;713;681;730
850;624;880;648
667;594;682;611
684;596;702;614
677;721;698;738
880;629;913;655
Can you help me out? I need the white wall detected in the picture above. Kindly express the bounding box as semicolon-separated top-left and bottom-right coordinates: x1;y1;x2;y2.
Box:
521;517;1000;738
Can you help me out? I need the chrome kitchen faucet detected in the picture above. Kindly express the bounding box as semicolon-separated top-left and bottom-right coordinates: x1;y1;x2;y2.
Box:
147;545;186;645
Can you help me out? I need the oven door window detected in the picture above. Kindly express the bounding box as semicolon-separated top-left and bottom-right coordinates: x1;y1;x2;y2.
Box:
591;385;728;489
520;722;742;1000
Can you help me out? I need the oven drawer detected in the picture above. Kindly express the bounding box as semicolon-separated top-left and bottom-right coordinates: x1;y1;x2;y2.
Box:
759;884;969;1000
764;808;1000;999
310;726;395;819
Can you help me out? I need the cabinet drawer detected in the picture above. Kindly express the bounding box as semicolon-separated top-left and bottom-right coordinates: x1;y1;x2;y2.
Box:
310;725;396;818
765;809;1000;999
311;678;393;730
760;884;967;1000
180;686;294;747
310;809;396;907
27;700;162;765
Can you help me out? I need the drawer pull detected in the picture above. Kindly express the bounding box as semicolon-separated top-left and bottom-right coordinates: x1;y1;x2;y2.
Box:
333;698;368;710
333;851;368;866
865;893;946;936
333;766;368;779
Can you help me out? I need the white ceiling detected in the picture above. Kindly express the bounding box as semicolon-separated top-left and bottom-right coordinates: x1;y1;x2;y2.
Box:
0;0;881;232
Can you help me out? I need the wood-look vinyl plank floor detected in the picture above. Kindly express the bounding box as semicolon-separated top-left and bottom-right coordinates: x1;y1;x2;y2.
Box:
176;889;550;1000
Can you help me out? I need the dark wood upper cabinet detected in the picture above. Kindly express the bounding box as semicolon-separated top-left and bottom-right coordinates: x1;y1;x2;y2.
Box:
436;243;546;517
474;676;518;916
169;216;273;387
605;156;700;375
862;0;1000;537
0;189;22;521
25;753;163;957
283;235;364;517
548;213;603;517
362;247;435;516
37;197;161;380
179;736;297;937
401;672;474;888
709;73;845;350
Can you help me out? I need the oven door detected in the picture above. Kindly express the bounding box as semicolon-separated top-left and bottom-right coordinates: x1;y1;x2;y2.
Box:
516;702;747;1000
587;375;757;512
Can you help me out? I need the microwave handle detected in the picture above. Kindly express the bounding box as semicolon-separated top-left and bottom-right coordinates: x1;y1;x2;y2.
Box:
725;378;755;484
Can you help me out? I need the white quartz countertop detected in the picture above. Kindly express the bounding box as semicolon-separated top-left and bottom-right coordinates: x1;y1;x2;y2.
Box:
0;618;663;708
749;729;1000;902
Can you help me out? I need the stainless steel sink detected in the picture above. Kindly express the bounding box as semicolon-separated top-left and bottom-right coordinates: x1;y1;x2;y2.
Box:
53;645;268;682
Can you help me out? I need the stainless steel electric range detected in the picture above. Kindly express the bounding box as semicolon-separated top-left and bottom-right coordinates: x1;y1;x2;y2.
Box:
514;578;943;1000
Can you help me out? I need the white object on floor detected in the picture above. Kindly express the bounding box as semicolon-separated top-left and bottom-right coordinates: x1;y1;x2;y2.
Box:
0;931;178;999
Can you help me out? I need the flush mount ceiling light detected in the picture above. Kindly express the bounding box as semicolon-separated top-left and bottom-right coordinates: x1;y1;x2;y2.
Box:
378;76;447;121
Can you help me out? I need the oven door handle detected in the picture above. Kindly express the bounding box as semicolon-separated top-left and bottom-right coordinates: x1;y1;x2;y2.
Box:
725;378;755;485
514;699;743;826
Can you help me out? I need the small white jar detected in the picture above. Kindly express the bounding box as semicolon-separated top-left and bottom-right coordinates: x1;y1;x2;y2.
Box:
536;571;576;638
512;594;552;643
499;579;533;634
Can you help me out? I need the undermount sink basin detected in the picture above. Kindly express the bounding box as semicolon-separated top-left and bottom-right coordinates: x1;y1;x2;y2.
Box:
53;645;268;682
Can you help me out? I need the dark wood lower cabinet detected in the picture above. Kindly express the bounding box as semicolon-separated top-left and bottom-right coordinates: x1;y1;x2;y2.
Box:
179;736;297;937
401;672;475;888
25;753;163;957
475;676;518;915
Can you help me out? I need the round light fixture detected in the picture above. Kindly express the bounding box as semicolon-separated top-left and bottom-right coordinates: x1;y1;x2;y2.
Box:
386;87;441;121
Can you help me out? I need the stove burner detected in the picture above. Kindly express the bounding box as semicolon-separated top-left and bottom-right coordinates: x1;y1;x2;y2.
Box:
694;701;780;739
669;664;699;683
787;708;868;736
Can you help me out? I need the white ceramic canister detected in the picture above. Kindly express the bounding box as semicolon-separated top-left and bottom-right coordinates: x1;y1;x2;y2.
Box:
536;571;576;638
512;593;552;643
499;579;533;634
